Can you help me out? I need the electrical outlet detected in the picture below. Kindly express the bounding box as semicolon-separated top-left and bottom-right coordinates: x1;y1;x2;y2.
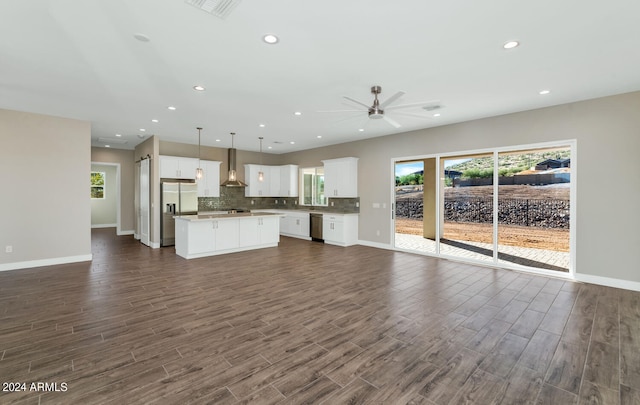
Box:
355;202;359;207
251;200;255;205
283;200;287;204
5;245;13;253
376;230;380;236
275;199;278;204
331;201;334;206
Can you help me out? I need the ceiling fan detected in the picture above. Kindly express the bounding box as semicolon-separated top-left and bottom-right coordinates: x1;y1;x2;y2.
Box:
320;85;440;129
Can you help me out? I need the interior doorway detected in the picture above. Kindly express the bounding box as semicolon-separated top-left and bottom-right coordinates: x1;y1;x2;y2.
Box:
90;162;121;232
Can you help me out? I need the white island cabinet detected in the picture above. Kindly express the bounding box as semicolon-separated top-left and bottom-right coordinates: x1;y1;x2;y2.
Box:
174;213;283;259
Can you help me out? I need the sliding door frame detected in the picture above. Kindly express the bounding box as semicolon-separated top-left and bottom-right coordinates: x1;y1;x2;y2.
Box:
391;139;577;279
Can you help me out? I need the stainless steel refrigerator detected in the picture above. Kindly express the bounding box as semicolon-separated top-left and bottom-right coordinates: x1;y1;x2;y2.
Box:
161;181;198;247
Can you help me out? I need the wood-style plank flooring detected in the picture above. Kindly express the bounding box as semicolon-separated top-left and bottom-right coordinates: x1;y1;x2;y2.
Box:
0;228;639;404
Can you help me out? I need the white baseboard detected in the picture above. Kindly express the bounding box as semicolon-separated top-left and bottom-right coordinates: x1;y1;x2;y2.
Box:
91;223;117;229
117;230;135;236
575;273;640;292
0;254;93;272
359;240;639;292
150;241;160;248
357;240;394;250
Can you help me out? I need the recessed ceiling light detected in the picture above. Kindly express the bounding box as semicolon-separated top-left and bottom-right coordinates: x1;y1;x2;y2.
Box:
289;141;295;145
294;111;302;116
358;128;364;132
433;113;441;117
151;119;159;123
268;146;273;149
193;85;205;91
133;33;150;42
105;145;111;148
539;89;551;95
317;135;322;139
503;40;519;49
215;139;221;142
139;128;146;132
167;106;176;110
263;34;279;44
259;124;265;128
115;133;122;137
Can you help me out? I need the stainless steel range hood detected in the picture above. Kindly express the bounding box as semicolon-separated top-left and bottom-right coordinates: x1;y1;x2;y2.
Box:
221;132;247;187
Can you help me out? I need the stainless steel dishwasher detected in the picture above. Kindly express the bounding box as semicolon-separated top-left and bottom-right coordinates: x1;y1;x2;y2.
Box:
310;213;323;242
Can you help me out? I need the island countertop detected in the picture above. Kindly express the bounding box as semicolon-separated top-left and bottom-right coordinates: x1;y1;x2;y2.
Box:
175;212;285;221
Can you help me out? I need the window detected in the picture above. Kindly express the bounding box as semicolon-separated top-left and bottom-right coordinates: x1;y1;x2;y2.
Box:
300;167;326;206
91;171;105;199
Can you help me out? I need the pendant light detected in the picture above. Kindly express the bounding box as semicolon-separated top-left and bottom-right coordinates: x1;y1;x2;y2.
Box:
195;127;204;180
228;132;237;182
258;137;265;182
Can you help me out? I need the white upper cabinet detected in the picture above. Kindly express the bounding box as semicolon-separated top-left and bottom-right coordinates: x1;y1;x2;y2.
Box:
280;165;299;197
269;166;281;196
197;160;221;197
244;164;270;197
322;157;358;198
159;155;200;179
244;164;299;197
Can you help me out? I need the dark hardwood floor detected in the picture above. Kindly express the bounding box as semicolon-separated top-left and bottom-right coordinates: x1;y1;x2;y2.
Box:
0;228;638;404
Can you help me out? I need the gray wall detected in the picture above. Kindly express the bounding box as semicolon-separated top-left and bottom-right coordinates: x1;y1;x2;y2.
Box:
91;147;136;233
0;108;91;269
279;91;640;285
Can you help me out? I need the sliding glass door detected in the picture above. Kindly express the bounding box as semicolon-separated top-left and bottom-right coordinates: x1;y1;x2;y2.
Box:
393;141;574;275
440;155;495;263
394;160;435;254
497;147;571;272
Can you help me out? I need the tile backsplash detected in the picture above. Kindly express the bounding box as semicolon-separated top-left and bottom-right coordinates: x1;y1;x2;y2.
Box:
198;187;359;213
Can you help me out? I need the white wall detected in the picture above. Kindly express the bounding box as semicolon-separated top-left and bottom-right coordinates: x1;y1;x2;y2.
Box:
0;109;91;270
280;91;640;287
90;163;117;227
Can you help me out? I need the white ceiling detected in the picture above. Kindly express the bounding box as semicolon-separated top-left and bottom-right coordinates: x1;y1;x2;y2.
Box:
1;0;639;153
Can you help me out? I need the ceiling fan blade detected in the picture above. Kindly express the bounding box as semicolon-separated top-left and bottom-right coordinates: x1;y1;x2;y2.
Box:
343;96;372;110
316;109;366;113
383;115;402;128
379;91;406;109
386;100;440;110
331;114;367;125
392;111;433;119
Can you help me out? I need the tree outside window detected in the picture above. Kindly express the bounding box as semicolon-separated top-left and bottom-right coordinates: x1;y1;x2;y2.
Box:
91;171;105;199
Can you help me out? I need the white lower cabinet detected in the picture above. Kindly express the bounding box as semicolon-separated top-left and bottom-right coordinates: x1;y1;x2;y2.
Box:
182;219;240;255
270;211;310;240
187;220;216;254
323;214;358;246
238;216;279;247
215;219;240;251
175;214;280;259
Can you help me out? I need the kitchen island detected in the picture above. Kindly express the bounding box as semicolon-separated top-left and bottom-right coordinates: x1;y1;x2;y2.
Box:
174;212;284;259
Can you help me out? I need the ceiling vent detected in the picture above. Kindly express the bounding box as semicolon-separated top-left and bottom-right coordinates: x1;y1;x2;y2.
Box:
185;0;242;19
